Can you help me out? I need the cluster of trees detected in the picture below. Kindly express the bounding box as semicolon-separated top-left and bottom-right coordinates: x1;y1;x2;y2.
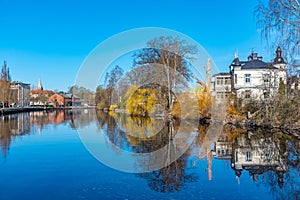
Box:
0;61;17;108
95;65;124;109
235;83;300;128
95;36;207;118
68;85;95;106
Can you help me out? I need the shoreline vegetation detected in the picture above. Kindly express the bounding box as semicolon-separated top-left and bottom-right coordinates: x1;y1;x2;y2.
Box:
92;36;299;140
1;104;299;140
101;105;300;140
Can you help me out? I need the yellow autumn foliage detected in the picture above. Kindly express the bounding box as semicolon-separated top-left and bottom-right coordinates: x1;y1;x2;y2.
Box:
196;86;212;118
125;85;156;116
124;116;165;145
171;92;199;119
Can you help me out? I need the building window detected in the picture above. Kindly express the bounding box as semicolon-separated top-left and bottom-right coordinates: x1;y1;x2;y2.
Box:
234;74;237;84
245;90;251;99
211;82;215;91
263;74;270;83
246;151;252;161
216;78;222;85
265;152;270;160
225;77;231;85
263;91;270;99
245;74;251;83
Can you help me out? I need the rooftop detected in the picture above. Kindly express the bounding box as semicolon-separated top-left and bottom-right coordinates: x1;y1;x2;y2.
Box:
241;59;276;70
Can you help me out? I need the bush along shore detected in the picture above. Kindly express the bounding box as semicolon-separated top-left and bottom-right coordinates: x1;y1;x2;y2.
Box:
224;103;300;139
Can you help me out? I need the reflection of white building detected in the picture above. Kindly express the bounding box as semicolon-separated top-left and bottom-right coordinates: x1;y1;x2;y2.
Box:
215;140;232;160
214;130;233;160
231;132;286;186
229;46;286;101
232;133;284;168
10;113;31;135
10;82;31;107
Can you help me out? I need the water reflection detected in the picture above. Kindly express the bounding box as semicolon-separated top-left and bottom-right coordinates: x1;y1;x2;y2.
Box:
0;110;94;157
0;113;31;157
215;127;300;200
0;110;299;199
97;111;299;197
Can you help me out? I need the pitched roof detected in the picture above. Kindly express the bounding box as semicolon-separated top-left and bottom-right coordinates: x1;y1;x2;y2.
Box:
241;60;276;70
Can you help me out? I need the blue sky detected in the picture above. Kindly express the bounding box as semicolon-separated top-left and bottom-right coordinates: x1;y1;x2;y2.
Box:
0;0;273;91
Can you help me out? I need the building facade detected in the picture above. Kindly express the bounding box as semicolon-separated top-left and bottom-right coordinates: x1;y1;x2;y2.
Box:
10;82;31;107
30;80;54;105
229;46;286;101
210;72;231;102
48;93;81;107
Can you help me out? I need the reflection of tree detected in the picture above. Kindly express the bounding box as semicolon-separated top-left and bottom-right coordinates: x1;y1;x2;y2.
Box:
192;124;215;180
138;153;197;192
97;111;132;154
96;111;198;192
132;118;197;192
96;110;300;196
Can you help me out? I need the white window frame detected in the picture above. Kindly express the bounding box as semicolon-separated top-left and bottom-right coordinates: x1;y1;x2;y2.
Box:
245;74;251;84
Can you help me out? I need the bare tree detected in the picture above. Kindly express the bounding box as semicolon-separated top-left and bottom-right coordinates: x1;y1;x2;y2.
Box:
0;61;12;108
256;0;300;71
133;36;197;110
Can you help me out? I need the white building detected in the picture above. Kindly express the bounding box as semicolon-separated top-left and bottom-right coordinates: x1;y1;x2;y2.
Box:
229;46;286;101
210;72;231;101
10;82;31;107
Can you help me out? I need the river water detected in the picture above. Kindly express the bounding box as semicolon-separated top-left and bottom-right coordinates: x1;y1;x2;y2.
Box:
0;110;299;200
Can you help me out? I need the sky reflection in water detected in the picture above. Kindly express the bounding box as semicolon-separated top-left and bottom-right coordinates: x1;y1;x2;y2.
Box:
0;110;299;200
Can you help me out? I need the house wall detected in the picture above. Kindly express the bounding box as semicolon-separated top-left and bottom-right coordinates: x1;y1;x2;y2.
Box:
234;68;286;100
48;94;64;106
10;83;30;107
210;74;231;103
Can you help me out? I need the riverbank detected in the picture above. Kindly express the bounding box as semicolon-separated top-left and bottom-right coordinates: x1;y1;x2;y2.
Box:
226;118;300;139
0;106;96;116
0;107;47;115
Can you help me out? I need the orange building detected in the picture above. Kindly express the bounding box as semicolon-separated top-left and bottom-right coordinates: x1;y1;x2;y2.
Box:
48;93;81;107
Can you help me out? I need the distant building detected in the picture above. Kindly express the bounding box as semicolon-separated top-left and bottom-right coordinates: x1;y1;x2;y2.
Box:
229;46;286;101
48;93;81;107
210;72;231;101
10;82;31;107
37;79;43;90
30;80;54;105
